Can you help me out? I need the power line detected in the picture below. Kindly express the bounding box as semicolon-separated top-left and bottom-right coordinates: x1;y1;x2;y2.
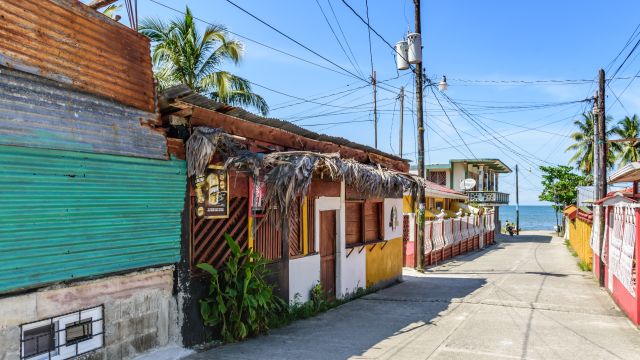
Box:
429;86;476;159
606;22;640;73
389;96;398;154
606;83;632;115
439;90;562;169
364;0;375;77
610;35;640;80
314;0;365;79
271;83;369;110
147;0;361;80
301;119;373;127
325;0;365;79
339;0;413;69
223;0;368;82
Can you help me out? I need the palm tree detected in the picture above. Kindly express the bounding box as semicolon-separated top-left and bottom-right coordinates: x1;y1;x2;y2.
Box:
565;112;616;174
140;7;269;115
612;115;640;166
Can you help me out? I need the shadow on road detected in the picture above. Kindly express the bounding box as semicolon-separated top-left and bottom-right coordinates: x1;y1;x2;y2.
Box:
499;233;554;244
187;276;487;360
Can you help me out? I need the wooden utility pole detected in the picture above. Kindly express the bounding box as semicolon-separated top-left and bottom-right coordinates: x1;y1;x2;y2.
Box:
373;70;378;149
595;68;607;287
414;0;426;272
399;86;405;157
515;164;519;235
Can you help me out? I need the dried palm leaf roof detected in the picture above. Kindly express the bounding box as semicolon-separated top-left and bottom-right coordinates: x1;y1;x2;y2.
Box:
187;126;426;209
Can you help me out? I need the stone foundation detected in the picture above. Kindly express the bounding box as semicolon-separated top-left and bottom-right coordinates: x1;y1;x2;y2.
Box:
0;267;179;360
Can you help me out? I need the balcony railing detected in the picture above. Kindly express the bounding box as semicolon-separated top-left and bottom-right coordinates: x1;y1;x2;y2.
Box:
466;191;510;205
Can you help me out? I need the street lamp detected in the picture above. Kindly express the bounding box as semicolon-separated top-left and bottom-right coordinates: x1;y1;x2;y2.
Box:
438;76;448;91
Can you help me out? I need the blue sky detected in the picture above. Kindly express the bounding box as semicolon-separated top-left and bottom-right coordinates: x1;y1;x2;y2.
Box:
124;0;640;205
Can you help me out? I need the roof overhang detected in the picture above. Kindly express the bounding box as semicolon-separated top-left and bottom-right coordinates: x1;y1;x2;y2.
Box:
608;162;640;183
451;159;512;173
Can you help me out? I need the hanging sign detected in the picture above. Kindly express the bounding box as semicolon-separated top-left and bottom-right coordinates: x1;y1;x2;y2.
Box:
249;173;267;217
195;165;229;219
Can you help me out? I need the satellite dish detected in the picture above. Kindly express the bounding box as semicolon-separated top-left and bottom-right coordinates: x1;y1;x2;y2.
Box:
460;178;477;190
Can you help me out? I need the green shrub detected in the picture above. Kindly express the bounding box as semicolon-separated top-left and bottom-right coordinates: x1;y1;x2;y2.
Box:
578;260;592;272
197;234;282;342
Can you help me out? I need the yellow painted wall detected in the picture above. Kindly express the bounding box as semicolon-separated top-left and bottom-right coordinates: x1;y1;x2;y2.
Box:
403;195;414;213
568;217;593;267
365;237;403;287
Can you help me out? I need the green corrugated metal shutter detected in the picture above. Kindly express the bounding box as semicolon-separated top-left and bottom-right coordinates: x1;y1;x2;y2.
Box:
0;145;186;293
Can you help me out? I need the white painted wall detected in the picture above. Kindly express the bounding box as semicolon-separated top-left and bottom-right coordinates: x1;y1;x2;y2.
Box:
340;248;366;297
384;198;404;240
452;162;466;191
288;254;320;304
338;181;366;298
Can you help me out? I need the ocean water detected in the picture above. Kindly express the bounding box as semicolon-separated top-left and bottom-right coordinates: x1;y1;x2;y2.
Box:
498;205;559;231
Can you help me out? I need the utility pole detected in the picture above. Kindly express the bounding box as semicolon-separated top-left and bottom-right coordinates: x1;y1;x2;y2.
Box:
372;70;378;149
595;68;607;287
414;0;426;272
515;164;519;235
399;86;405;157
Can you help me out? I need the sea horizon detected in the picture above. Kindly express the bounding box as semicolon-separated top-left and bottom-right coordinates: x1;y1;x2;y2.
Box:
498;205;559;231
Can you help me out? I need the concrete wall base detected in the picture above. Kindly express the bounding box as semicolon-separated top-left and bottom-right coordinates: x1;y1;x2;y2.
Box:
0;267;179;360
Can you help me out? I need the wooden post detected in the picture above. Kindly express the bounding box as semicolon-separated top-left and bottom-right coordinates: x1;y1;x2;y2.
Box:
516;164;519;235
415;0;426;272
399;86;405;157
595;68;607;287
373;70;378;149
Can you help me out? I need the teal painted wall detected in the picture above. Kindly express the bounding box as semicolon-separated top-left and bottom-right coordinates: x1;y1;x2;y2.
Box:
0;145;186;293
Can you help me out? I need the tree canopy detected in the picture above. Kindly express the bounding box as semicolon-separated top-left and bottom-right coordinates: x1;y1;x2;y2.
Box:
140;7;269;115
538;165;590;212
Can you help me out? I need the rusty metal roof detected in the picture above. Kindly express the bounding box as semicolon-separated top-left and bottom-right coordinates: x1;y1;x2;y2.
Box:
0;0;155;113
161;85;409;163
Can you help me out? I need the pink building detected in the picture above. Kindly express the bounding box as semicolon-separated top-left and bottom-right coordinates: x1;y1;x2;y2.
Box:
594;163;640;324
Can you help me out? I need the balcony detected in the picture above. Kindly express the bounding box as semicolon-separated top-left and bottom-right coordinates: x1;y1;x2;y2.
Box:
466;191;510;205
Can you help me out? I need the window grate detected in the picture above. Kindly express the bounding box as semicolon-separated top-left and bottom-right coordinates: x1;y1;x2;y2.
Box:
20;305;104;360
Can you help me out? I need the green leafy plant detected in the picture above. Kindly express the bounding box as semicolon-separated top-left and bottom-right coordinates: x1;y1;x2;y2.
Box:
197;234;282;342
578;260;592;272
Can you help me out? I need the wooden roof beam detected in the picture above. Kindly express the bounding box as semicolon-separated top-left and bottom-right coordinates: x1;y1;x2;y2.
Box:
188;106;409;172
87;0;118;10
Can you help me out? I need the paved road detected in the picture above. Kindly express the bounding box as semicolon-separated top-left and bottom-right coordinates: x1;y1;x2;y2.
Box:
188;231;640;359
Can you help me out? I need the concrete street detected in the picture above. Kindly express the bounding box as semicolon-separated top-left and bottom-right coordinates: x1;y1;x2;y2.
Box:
188;231;640;359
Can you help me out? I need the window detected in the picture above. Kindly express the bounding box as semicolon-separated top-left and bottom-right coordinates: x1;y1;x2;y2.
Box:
65;319;92;345
427;171;447;186
345;201;363;246
345;200;383;247
20;306;103;360
23;323;55;359
364;201;383;242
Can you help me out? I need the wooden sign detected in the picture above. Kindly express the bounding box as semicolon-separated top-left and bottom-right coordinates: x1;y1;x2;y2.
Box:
195;165;229;219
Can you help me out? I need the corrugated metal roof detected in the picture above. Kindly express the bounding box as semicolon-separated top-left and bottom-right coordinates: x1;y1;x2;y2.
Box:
0;145;186;293
608;162;640;183
161;85;408;163
0;0;155;112
0;66;167;159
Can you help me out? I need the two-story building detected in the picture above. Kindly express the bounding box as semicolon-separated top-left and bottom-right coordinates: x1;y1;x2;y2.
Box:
425;159;512;228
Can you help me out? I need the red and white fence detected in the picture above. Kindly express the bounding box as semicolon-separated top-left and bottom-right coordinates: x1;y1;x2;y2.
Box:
424;213;496;266
594;204;640;324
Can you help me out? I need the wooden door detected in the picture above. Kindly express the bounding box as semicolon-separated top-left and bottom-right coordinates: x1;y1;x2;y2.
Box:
320;210;337;298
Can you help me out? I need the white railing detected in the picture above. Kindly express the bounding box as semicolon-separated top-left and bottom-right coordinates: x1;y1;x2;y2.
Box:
606;205;637;296
425;213;495;254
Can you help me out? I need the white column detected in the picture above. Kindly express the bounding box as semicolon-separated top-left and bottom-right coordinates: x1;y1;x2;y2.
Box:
478;166;484;191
